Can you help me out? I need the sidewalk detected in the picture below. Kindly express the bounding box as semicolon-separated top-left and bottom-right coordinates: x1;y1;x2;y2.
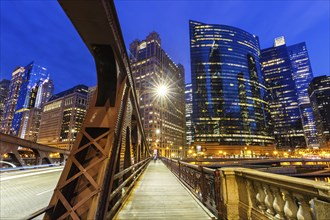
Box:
115;159;213;220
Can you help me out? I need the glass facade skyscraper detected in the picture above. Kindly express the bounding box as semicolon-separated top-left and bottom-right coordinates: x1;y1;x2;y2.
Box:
288;43;317;147
10;62;53;137
189;20;274;155
308;75;330;148
19;78;54;141
261;38;317;148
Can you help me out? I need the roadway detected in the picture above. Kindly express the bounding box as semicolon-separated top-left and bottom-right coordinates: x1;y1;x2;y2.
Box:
0;166;63;219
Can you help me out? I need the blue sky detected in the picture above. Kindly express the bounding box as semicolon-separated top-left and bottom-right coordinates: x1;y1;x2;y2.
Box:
0;0;329;93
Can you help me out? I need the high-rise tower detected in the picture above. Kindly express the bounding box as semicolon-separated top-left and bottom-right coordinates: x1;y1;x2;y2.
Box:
189;20;274;156
19;78;54;141
261;37;317;148
0;79;10;122
130;32;186;158
1;67;25;134
185;83;193;148
9;62;53;137
308;75;330;148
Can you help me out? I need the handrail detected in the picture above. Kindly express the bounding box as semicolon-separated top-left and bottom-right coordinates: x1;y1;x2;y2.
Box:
25;205;54;220
161;157;219;217
24;157;151;219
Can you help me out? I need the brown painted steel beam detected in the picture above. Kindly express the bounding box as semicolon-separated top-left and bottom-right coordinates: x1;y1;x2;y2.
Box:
44;0;149;219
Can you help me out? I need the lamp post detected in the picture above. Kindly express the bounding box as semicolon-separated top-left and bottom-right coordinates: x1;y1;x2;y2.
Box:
156;84;168;157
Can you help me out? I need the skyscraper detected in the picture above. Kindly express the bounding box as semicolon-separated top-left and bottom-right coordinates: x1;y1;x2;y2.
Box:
8;62;53;137
189;20;274;156
37;85;88;150
185;83;193;148
308;75;330;148
130;32;186;158
288;42;317;147
0;79;10;122
261;37;317;149
1;67;25;134
19;78;54;141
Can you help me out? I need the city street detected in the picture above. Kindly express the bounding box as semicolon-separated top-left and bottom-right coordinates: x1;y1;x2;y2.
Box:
0;166;62;219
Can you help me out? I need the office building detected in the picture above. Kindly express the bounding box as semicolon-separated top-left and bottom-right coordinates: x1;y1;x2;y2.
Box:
130;32;186;158
189;20;274;156
308;75;330;148
37;85;88;150
19;78;54;141
1;67;25;134
0;79;10;122
288;42;317;147
5;62;53;138
185;83;193;147
261;37;316;148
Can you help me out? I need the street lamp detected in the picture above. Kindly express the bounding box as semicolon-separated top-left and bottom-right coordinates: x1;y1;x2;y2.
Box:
156;85;168;97
156;84;168;157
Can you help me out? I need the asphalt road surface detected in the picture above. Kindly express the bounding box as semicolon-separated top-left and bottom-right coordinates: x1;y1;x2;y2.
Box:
0;166;62;219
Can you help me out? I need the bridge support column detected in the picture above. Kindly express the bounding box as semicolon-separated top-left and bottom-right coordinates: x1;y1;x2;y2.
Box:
219;168;240;220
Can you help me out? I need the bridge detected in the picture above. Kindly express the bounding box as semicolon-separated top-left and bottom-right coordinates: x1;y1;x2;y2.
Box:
1;0;330;219
0;132;69;167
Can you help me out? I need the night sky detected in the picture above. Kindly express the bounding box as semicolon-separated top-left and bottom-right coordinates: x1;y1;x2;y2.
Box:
0;0;329;94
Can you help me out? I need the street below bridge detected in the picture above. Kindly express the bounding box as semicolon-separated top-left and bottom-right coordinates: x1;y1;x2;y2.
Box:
0;166;62;219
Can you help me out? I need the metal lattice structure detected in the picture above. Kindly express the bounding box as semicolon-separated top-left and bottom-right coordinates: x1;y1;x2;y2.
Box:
44;0;151;219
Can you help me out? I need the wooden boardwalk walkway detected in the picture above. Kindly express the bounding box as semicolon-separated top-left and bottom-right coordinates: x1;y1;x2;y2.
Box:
115;159;214;220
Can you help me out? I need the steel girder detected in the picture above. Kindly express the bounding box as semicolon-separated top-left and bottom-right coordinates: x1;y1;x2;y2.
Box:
44;0;150;219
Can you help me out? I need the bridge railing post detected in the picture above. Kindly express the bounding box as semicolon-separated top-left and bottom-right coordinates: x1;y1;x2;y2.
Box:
218;167;240;220
214;170;223;219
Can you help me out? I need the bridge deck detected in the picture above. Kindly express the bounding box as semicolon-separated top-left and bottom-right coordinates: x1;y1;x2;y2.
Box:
115;159;213;220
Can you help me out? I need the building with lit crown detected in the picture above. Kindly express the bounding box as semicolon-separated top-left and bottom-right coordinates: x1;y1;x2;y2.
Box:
130;32;186;158
189;20;274;157
261;37;317;149
308;75;330;148
37;85;88;150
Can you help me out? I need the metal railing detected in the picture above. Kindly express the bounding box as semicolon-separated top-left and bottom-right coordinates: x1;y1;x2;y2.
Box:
161;158;221;217
26;157;151;220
